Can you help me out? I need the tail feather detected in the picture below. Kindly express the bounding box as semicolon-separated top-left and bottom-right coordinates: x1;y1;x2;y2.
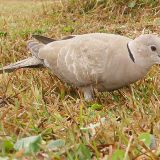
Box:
0;57;43;74
0;36;47;74
27;40;44;57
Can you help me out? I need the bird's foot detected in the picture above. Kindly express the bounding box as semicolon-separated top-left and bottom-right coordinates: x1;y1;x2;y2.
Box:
82;86;94;101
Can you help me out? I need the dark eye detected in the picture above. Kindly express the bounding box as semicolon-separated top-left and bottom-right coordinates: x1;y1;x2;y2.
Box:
151;45;157;51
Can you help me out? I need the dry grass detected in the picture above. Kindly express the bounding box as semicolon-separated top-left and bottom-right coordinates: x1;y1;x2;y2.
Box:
0;0;160;159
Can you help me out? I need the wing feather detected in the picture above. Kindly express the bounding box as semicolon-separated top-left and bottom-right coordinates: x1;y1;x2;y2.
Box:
38;37;109;86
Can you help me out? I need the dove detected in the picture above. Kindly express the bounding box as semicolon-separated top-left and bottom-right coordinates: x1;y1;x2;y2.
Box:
0;33;160;101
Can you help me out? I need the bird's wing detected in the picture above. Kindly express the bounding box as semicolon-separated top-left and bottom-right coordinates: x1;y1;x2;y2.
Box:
32;35;76;44
32;35;56;44
38;37;109;86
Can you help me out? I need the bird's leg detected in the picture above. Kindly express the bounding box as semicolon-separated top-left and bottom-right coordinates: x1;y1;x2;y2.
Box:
81;86;94;101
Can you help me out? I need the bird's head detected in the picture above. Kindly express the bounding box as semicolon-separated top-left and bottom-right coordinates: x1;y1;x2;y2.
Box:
128;34;160;68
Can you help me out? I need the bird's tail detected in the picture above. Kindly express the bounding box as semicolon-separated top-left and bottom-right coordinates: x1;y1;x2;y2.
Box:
0;39;45;74
0;57;43;74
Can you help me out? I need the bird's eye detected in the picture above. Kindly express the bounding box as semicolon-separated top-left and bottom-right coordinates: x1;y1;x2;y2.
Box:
151;45;157;51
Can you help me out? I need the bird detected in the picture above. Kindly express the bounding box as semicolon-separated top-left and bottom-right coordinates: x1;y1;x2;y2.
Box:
0;33;160;101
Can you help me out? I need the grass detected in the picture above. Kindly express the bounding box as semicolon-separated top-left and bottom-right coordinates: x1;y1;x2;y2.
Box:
0;0;160;159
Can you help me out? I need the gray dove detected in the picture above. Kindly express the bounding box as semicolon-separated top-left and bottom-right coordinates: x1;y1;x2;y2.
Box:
0;33;160;100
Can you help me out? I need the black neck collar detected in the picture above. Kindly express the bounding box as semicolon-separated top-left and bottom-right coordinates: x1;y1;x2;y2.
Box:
127;43;135;63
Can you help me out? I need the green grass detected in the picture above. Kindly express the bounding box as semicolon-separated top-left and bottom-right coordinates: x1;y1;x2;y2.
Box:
0;0;160;159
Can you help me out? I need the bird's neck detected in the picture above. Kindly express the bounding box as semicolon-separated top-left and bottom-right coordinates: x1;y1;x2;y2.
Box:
126;42;152;83
128;41;153;70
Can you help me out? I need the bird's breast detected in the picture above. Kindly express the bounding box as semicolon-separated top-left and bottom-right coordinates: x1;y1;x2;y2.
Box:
97;57;150;91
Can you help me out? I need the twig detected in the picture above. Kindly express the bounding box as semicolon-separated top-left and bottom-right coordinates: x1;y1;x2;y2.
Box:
124;135;133;160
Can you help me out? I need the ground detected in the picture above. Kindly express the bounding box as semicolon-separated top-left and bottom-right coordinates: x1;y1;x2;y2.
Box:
0;0;160;159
